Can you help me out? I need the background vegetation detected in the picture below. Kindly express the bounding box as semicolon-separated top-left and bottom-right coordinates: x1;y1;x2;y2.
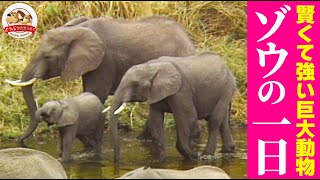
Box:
0;1;247;138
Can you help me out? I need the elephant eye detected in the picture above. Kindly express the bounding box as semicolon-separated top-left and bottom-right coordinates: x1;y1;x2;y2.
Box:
41;113;49;117
44;55;54;62
133;83;138;87
132;81;139;87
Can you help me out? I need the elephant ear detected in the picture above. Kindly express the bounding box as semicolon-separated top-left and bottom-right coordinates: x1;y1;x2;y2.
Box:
57;102;78;127
61;27;105;81
148;63;182;104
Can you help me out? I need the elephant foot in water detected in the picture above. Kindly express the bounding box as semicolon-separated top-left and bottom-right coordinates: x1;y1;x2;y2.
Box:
199;154;219;161
57;156;75;163
200;145;236;161
136;130;153;142
151;156;167;164
79;151;102;160
219;144;236;153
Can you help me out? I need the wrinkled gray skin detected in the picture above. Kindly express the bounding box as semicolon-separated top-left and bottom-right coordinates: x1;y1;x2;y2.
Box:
14;16;196;147
0;148;68;179
118;166;231;179
110;52;236;163
35;92;105;162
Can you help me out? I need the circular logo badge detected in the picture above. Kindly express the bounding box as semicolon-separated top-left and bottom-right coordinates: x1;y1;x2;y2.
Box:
2;3;38;39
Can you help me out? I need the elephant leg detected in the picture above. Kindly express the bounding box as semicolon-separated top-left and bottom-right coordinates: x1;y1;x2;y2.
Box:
174;118;198;160
168;95;198;160
202;102;228;156
220;107;235;153
136;126;153;141
93;139;102;159
77;135;95;153
190;121;202;146
58;129;64;157
61;126;77;162
136;106;153;141
148;104;167;162
93;120;104;158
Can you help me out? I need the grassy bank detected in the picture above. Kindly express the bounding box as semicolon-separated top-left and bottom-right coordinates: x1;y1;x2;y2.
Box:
0;1;247;137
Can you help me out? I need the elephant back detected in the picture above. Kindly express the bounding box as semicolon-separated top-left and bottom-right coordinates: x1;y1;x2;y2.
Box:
73;92;104;111
117;167;162;179
155;165;231;179
0;148;68;179
118;165;230;179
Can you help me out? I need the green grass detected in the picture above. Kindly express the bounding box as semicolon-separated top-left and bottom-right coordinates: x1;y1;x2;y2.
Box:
0;1;247;137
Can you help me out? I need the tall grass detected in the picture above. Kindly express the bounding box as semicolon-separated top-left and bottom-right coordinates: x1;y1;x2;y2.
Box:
0;1;247;137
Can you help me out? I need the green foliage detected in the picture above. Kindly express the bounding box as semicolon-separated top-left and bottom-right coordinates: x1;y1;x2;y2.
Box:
0;1;247;136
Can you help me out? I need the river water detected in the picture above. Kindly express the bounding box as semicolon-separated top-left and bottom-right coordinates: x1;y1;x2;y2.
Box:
0;127;247;179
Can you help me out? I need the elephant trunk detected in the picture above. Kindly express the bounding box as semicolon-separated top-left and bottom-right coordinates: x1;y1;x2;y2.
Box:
18;85;38;147
17;62;47;147
109;97;124;165
35;107;44;123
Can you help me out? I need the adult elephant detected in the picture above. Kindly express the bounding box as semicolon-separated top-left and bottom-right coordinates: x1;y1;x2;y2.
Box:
0;148;68;179
107;52;236;163
118;166;231;179
5;16;196;147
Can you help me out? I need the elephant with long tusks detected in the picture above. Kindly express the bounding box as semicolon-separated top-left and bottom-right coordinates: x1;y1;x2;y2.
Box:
5;15;197;148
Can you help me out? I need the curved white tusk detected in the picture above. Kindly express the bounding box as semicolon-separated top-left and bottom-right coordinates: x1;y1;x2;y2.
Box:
114;102;127;115
6;79;22;83
5;78;37;86
102;106;111;113
35;98;39;109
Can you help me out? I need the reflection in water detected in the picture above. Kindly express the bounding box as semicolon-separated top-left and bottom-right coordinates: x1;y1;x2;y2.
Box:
0;128;247;179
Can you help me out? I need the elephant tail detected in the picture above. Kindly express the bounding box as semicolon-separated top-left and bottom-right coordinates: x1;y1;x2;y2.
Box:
228;102;232;126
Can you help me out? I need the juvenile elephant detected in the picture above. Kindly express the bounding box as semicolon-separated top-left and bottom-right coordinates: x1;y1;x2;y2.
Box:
5;16;196;147
35;92;105;162
118;166;231;179
108;52;237;163
0;148;68;179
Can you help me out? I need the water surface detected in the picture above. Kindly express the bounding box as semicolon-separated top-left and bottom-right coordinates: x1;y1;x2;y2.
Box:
0;127;247;179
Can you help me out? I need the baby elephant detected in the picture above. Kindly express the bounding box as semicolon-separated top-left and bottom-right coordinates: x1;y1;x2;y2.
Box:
35;92;106;162
108;52;237;163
